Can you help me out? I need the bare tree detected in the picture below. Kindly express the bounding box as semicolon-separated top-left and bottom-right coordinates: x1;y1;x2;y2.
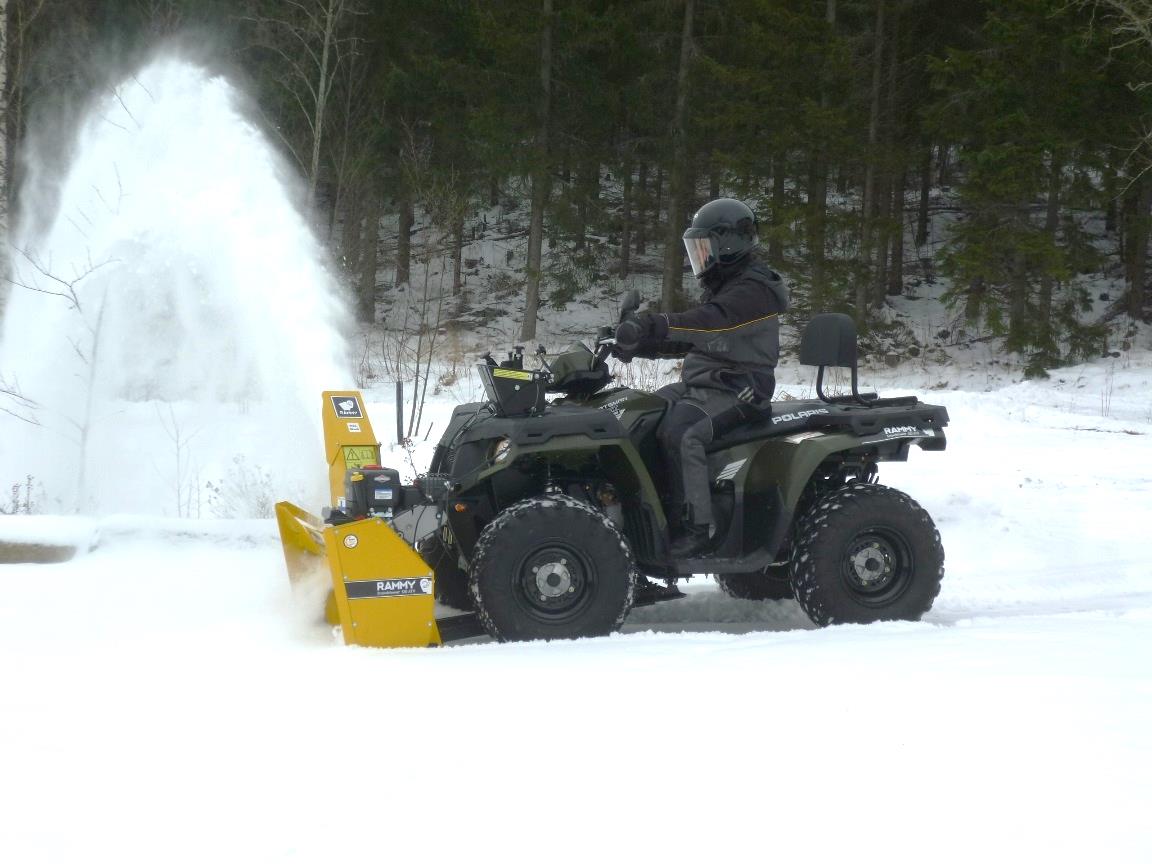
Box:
1085;0;1152;316
521;0;552;342
1;0;9;277
5;247;120;508
1090;1;1152;53
660;0;696;313
245;0;362;218
133;0;184;35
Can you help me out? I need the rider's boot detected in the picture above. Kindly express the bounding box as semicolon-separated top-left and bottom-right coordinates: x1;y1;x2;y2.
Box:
634;576;686;605
668;503;713;558
669;523;712;558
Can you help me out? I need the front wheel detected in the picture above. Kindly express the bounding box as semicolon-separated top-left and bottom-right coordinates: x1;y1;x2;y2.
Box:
470;495;636;642
789;483;944;626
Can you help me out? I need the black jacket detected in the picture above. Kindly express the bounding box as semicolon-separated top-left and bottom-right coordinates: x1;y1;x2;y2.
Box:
633;257;789;400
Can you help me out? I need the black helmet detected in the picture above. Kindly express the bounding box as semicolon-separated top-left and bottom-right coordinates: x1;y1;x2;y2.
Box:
682;198;759;277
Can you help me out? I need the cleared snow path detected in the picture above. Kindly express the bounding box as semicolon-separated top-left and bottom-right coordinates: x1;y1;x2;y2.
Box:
2;388;1150;863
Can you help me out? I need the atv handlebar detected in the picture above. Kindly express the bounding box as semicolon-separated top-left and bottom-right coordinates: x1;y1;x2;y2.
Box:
594;336;616;366
594;322;619;366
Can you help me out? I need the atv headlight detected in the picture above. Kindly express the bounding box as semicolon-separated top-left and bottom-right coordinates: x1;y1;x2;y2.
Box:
490;437;513;463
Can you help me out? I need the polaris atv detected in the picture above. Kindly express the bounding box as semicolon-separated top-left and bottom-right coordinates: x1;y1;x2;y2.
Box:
411;290;949;642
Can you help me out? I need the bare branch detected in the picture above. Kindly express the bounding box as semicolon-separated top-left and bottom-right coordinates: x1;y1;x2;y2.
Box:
5;248;121;311
0;377;40;426
108;84;141;129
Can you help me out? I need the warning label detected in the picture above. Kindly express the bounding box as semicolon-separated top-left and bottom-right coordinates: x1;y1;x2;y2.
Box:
342;445;378;468
492;368;533;381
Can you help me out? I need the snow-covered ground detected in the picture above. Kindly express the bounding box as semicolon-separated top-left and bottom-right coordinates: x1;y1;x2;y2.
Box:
2;361;1150;863
3;50;1151;864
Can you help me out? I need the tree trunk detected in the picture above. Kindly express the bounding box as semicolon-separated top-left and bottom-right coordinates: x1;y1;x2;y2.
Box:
1037;154;1063;349
964;275;985;325
1;0;10;284
1127;176;1150;319
770;154;787;266
396;182;413;288
1104;160;1118;233
306;0;339;218
857;0;886;319
808;0;836;310
620;149;633;278
915;144;932;247
575;160;589;251
662;0;696;312
1007;248;1030;352
521;0;553;342
709;161;720;199
887;169;906;296
451;204;465;297
651;165;664;244
489;175;500;208
877;23;903;304
872;174;891;307
343;179;364;282
356;183;381;323
635;162;648;255
937;143;951;187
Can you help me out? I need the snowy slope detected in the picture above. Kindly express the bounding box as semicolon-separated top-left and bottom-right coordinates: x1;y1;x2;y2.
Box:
2;374;1150;863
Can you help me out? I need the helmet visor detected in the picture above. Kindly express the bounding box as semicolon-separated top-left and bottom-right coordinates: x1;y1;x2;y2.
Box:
684;236;715;277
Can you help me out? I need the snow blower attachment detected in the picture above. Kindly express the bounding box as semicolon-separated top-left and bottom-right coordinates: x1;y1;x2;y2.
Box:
275;391;462;648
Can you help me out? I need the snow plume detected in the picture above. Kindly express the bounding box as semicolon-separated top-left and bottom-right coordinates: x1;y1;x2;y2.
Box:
0;57;352;514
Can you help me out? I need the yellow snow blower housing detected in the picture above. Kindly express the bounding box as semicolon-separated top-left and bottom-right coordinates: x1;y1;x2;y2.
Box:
275;391;443;648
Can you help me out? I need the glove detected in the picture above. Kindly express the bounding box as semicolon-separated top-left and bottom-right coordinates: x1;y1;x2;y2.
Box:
610;345;635;364
615;313;668;351
614;316;647;352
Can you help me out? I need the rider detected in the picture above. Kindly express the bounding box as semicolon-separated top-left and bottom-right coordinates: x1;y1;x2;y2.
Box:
613;198;789;557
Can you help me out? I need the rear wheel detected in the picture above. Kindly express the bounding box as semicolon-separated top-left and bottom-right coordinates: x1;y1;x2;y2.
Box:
789;483;944;626
715;570;793;601
470;495;636;642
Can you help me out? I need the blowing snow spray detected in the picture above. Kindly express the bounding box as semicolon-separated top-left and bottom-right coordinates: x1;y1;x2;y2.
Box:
0;57;351;515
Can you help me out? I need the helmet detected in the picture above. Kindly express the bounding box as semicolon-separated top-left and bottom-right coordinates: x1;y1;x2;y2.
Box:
682;198;759;278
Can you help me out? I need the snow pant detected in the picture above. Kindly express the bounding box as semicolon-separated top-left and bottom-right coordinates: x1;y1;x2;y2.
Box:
655;382;770;529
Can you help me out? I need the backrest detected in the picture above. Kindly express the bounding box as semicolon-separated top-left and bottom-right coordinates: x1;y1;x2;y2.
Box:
800;313;858;369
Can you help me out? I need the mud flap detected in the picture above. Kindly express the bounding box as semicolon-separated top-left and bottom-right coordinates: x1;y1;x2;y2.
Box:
276;501;444;648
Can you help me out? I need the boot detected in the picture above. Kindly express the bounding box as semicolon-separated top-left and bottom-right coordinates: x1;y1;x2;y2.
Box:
634;576;686;606
669;523;712;558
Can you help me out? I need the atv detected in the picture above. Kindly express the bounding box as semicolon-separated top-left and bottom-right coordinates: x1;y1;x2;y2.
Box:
406;290;949;642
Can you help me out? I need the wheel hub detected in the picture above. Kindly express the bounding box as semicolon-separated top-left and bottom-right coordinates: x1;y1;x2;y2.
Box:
534;560;573;598
850;545;890;586
843;532;904;596
520;546;587;615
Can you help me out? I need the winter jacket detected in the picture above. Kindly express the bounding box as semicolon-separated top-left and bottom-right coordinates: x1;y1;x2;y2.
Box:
634;257;789;401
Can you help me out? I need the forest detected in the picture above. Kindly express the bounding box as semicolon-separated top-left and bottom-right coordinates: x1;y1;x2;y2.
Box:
2;0;1152;375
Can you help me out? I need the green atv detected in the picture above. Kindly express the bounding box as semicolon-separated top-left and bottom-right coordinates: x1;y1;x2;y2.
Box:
415;291;948;642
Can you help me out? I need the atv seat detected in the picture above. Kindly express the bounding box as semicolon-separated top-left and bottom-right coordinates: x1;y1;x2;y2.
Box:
703;396;946;452
801;313;874;406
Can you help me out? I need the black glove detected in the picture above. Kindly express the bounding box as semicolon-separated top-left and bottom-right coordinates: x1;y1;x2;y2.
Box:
610;345;635;363
614;316;647;352
617;313;669;350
